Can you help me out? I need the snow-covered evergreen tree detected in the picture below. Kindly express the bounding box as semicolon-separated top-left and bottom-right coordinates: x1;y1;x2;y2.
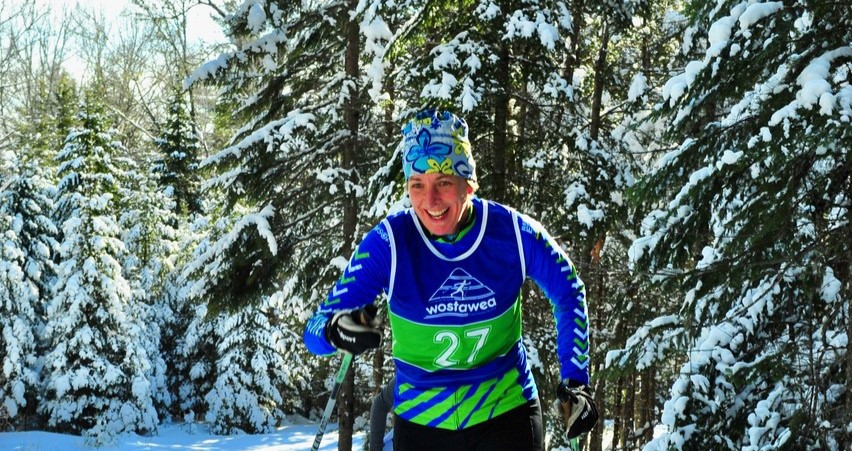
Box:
264;287;312;413
120;169;181;420
53;98;125;225
184;0;390;313
158;274;194;418
14;71;78;168
185;1;395;441
204;299;290;434
173;297;217;426
152;87;203;217
617;1;851;449
569;2;690;447
3;159;59;311
41;98;158;444
167;215;220;425
0;151;57;428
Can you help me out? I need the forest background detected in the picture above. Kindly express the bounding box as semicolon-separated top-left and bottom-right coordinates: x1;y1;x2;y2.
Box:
0;0;849;450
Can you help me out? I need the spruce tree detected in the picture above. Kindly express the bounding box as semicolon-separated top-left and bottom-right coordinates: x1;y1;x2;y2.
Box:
204;300;291;434
184;0;386;314
623;1;851;449
159;273;195;422
152;87;203;218
120;169;180;420
185;0;392;441
0;153;56;429
41;98;158;444
169;216;223;425
0;196;37;430
0;153;59;314
173;298;217;426
561;1;689;448
14;71;78;167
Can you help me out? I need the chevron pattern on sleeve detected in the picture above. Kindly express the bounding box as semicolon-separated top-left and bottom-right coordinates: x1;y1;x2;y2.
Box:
323;250;370;308
541;232;589;372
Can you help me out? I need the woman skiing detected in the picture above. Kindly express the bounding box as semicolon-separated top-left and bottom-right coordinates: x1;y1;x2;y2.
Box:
304;109;597;450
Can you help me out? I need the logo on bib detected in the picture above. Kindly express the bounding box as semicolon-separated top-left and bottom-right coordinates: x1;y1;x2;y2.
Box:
425;268;497;319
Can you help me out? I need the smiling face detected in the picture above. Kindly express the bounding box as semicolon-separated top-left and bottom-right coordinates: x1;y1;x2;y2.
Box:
407;173;474;237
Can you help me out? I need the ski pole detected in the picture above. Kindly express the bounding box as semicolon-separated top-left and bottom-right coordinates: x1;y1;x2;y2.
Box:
311;351;353;451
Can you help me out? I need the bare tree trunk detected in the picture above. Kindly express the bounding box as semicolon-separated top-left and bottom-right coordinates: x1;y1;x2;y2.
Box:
340;367;356;451
372;347;385;389
622;373;636;449
586;242;606;451
584;16;615;449
611;377;623;449
589;376;605;451
514;69;529;207
337;1;361;448
639;366;656;445
492;40;510;203
563;0;584;83
589;24;609;142
586;253;606;451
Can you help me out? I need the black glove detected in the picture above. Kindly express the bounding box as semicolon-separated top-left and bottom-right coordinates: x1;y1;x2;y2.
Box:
557;379;598;439
326;304;381;355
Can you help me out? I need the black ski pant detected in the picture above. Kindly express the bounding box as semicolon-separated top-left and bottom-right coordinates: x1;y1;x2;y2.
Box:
393;397;543;451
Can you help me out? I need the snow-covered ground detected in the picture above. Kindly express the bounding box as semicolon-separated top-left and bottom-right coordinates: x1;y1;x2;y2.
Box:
1;419;639;450
0;422;367;451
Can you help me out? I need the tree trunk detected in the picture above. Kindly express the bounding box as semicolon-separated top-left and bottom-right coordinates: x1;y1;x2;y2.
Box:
586;251;606;451
585;19;614;451
514;69;529;207
621;373;635;449
611;377;623;449
640;365;656;444
372;347;385;387
563;0;584;83
589;24;609;142
492;40;510;203
589;376;606;451
337;1;361;448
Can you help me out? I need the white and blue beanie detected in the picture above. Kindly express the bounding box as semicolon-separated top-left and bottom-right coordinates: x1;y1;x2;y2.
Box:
401;109;477;183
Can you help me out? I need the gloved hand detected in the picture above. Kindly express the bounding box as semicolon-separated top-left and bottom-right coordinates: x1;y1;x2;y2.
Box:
326;304;381;355
556;379;598;439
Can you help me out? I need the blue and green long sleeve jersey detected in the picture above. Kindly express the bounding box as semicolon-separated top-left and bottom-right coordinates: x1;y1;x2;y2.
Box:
303;198;589;430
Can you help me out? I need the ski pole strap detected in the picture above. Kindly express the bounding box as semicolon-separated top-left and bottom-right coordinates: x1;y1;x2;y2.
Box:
311;352;354;451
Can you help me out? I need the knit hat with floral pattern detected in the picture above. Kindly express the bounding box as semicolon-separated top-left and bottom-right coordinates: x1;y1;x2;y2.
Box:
401;109;476;183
